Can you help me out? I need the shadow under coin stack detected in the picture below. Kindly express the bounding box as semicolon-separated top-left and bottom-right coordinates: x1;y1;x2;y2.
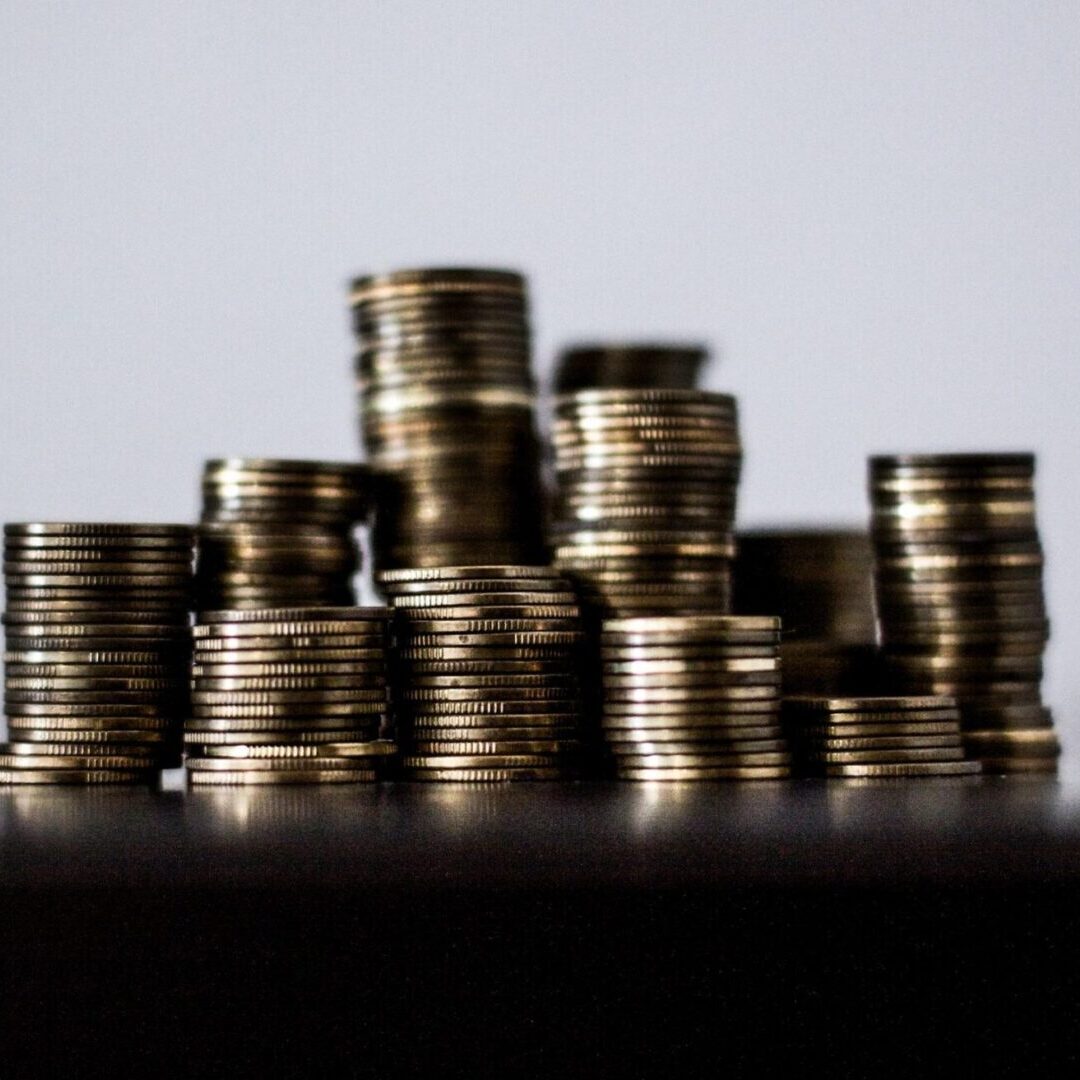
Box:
869;454;1058;775
784;695;981;779
196;459;368;611
381;566;584;781
186;607;394;784
554;344;708;393
550;390;741;616
2;523;194;784
350;268;547;575
598;616;791;780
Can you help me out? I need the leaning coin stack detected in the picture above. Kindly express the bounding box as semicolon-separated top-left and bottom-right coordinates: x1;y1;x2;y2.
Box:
196;458;368;611
734;529;880;694
783;695;982;779
350;267;547;575
554;344;709;393
598;616;791;780
2;522;194;784
550;389;741;616
186;607;394;784
869;454;1058;774
381;566;585;781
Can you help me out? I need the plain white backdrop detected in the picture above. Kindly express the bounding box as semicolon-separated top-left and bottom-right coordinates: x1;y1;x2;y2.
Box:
1;2;1077;747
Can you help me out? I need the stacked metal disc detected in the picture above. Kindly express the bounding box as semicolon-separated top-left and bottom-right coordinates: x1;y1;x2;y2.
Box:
869;453;1058;774
349;267;547;575
734;529;880;694
2;522;194;784
380;566;585;781
186;607;394;784
784;695;982;779
554;344;709;393
550;389;741;615
598;616;791;780
196;458;368;611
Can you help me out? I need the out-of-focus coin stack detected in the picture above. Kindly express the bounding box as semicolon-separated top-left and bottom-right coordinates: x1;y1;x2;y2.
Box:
186;607;394;784
734;529;880;694
196;458;368;611
349;268;547;575
380;566;585;781
784;695;981;779
550;389;741;616
2;522;194;784
869;453;1058;775
598;616;791;780
554;344;708;393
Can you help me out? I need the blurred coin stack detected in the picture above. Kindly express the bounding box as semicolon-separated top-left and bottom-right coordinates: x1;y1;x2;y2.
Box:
381;566;585;780
2;522;194;784
196;458;368;611
784;695;981;779
186;607;393;784
554;344;708;393
349;268;547;575
734;529;880;694
599;616;791;780
869;454;1058;774
550;389;741;616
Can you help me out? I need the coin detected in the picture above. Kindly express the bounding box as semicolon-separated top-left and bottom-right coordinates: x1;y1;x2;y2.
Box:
190;703;385;719
0;768;153;784
188;769;377;784
9;727;166;743
824;761;982;778
615;766;790;781
404;768;564;782
0;752;156;770
194;635;385;651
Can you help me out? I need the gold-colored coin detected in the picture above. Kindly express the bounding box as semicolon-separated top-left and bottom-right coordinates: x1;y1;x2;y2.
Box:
192;676;386;692
615;766;790;781
614;751;790;768
794;722;961;738
404;767;564;782
193;621;384;638
187;755;367;771
0;768;152;784
606;737;785;753
410;740;572;756
0;752;156;770
188;769;377;785
2;740;158;756
824;761;982;778
405;700;577;716
183;729;368;745
813;748;966;765
188;707;384;723
197;607;388;624
201;740;396;758
10;727;166;744
191;648;386;663
191;689;385;704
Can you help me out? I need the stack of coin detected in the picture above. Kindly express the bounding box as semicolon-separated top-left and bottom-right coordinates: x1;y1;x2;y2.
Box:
554;344;709;393
550;389;741;615
869;454;1058;774
598;616;791;780
2;522;194;784
196;458;368;611
784;695;982;779
734;529;880;694
380;566;585;780
349;268;547;575
186;607;393;784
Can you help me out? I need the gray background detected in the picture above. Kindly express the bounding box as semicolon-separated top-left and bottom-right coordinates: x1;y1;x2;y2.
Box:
1;2;1076;747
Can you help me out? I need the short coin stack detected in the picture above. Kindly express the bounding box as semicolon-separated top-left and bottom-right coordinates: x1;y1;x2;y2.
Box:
186;607;394;784
349;267;547;575
381;566;585;780
550;389;741;616
2;522;194;784
554;343;709;393
869;454;1058;774
783;695;982;779
196;458;368;611
599;616;791;780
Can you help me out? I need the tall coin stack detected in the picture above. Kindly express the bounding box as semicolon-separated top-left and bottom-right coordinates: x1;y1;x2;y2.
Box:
186;607;394;784
196;458;368;611
2;522;194;784
599;616;791;780
349;268;547;575
550;389;741;615
554;344;708;393
734;529;880;694
380;566;585;781
869;454;1058;774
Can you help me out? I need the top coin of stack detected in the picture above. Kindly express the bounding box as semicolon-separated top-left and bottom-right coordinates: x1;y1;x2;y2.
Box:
2;522;194;783
196;459;369;611
550;389;741;615
349;268;547;575
553;344;709;393
869;453;1058;774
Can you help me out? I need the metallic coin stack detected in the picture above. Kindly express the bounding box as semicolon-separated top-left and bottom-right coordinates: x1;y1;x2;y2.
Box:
2;522;194;784
734;529;880;694
598;616;791;780
784;695;982;779
380;566;585;781
550;389;741;616
196;458;368;611
186;607;394;784
349;267;547;575
869;454;1058;774
554;344;709;393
